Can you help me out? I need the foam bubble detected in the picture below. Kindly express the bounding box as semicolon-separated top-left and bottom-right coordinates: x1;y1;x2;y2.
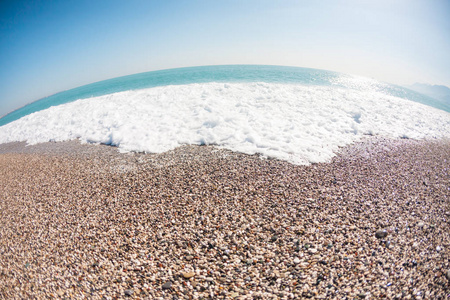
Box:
0;82;449;165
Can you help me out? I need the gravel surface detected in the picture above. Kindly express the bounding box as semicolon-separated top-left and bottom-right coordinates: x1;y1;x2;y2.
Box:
0;138;449;299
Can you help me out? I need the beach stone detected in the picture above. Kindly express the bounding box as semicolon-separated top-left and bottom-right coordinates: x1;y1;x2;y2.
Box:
182;272;196;279
375;230;388;239
417;222;425;228
2;137;450;299
436;246;442;252
162;281;172;290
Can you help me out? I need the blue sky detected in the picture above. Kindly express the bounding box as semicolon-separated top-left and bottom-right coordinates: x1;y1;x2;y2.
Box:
1;0;449;117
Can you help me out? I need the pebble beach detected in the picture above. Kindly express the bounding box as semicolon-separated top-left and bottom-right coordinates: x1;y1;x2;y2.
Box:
0;138;449;299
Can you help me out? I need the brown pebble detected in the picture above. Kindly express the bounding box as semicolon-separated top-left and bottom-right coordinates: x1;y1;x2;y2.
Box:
182;272;196;279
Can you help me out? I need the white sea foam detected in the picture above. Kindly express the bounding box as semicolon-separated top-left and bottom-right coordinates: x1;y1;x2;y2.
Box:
0;82;449;165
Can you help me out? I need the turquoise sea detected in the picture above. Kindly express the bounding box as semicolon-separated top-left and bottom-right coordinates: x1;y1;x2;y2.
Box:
0;65;448;127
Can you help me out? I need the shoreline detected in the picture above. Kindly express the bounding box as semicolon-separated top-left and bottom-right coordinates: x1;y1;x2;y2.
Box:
1;137;449;299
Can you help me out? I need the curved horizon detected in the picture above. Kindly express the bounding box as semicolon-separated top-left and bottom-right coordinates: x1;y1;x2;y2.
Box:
1;1;449;119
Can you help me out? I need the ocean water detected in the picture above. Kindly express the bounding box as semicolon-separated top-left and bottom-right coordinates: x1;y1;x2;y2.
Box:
0;65;449;165
1;65;448;126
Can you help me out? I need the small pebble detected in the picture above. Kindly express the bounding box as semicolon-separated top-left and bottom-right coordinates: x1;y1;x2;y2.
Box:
124;289;133;296
182;272;196;279
162;281;172;290
309;248;318;254
375;230;388;239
